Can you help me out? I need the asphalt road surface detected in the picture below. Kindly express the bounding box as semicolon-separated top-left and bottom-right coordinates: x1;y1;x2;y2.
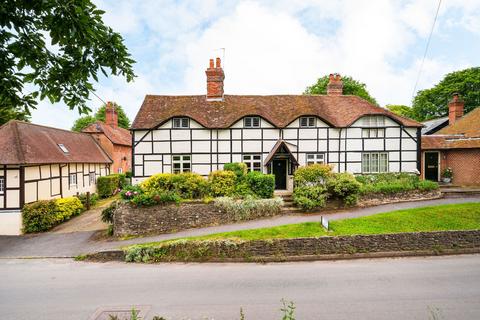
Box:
1;255;479;320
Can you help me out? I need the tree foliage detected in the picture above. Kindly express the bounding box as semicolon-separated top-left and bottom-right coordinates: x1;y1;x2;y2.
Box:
411;67;480;121
0;105;30;126
385;104;413;118
304;75;378;105
71;102;130;131
0;0;136;115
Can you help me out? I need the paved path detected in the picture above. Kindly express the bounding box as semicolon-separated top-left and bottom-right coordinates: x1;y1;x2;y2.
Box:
1;196;479;258
1;255;479;319
50;202;110;234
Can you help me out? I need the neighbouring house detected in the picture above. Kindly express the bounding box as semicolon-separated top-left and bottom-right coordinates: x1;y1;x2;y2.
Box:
131;57;422;190
422;94;480;185
0;121;112;235
82;102;132;174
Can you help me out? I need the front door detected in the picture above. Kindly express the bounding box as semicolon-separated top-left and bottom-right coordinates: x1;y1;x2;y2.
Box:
273;159;287;190
424;152;439;181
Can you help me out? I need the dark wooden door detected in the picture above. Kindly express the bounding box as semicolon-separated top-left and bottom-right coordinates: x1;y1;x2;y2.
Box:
273;159;287;190
424;152;439;181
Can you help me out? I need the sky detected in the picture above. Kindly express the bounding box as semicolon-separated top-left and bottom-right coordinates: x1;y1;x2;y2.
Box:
31;0;480;129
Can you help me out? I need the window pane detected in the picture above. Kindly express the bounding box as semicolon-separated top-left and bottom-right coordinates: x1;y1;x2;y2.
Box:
308;117;315;127
378;116;385;126
307;154;314;160
253;155;261;160
371;153;379;172
252;117;260;127
362;154;370;172
362;129;369;138
300;118;307;127
183;163;191;169
173;163;181;169
183;155;191;161
173;156;180;161
243;155;251;160
379;153;388;172
377;128;384;137
245;118;251;127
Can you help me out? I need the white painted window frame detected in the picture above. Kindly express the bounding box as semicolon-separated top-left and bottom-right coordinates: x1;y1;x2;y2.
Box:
299;117;316;128
242;154;262;172
69;173;77;186
172;117;190;128
306;153;325;165
172;154;192;173
362;152;388;173
0;176;4;195
244;117;260;128
89;172;96;184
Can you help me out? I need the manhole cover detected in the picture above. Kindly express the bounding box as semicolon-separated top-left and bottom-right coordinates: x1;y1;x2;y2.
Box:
89;305;151;320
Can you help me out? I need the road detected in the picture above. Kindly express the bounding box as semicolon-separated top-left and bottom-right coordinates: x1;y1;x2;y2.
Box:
1;255;479;320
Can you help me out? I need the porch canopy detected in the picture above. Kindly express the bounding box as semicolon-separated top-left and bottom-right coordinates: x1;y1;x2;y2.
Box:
264;139;299;167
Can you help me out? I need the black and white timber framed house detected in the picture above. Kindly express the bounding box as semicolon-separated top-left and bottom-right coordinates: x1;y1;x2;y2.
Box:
131;57;423;191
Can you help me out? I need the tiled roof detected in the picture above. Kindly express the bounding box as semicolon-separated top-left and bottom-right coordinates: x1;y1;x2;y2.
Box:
422;135;480;150
82;121;132;146
0;121;112;165
421;117;448;135
132;95;422;129
437;107;480;137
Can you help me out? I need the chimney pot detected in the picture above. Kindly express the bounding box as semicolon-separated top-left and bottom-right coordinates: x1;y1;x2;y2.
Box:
105;101;118;128
205;57;225;100
209;59;214;69
448;93;464;125
216;57;221;68
327;73;343;96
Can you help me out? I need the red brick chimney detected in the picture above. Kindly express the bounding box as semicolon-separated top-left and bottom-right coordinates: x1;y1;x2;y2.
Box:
105;101;118;128
448;93;464;125
205;57;225;100
327;74;343;95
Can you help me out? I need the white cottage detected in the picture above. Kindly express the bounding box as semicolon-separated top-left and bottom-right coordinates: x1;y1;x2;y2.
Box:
0;121;111;235
131;58;422;190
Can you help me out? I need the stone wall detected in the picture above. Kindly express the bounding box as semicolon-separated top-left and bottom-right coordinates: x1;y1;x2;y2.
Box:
113;201;282;237
125;230;480;262
357;190;442;207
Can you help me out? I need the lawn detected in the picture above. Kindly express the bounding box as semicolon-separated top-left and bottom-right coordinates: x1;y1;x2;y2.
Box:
130;202;480;248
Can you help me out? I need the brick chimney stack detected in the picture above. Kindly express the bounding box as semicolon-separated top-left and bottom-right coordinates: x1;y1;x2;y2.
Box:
327;74;343;95
448;93;464;125
206;57;225;101
105;101;118;128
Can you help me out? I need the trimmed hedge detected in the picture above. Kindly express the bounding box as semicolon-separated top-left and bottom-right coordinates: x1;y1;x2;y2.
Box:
22;197;84;233
141;172;208;199
97;175;120;198
244;171;275;199
208;170;237;197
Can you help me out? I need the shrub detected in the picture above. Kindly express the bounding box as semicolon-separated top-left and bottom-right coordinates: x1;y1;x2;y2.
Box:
418;179;439;191
293;185;328;210
22;197;84;233
327;172;361;206
130;190;181;207
214;196;283;220
101;201;119;224
208;170;237;197
244;171;275;199
120;185;143;200
125;171;132;178
97;175;121;198
293;164;333;187
223;162;248;179
76;192;98;208
141;173;174;193
170;172;208;199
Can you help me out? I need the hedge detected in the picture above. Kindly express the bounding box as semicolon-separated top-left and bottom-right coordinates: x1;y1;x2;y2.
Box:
97;175;121;198
141;172;208;199
208;170;237;197
244;171;275;199
22;197;84;233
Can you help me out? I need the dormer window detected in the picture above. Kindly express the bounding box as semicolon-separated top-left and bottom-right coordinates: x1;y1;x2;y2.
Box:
58;144;69;153
173;117;189;128
244;116;260;128
300;117;316;128
362;116;386;138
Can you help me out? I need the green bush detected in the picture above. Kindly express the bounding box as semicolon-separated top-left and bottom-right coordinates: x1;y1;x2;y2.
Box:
208;170;237;197
293;164;333;187
293;185;328;210
76;192;98;208
120;185;143;200
418;179;439;191
244;171;275;199
327;172;361;206
223;162;248;179
130;190;181;207
22;197;84;233
140;173;207;199
97;175;121;198
214;196;284;220
101;201;119;224
356;173;421;195
141;173;174;192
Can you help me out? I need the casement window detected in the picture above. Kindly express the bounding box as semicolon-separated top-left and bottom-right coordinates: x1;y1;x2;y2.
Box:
362;152;388;173
118;168;123;174
172;155;191;173
300;117;316;128
244;116;260;128
242;154;262;172
172;117;189;128
69;173;77;186
58;144;69;153
89;172;96;184
0;177;4;195
306;153;325;165
362;116;386;138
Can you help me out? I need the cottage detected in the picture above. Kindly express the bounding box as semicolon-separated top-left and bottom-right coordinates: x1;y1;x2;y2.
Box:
0;121;112;235
422;94;480;185
131;58;422;189
82;102;132;174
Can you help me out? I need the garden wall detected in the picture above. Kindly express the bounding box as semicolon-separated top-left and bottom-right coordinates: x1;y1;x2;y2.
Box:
357;190;442;207
113;201;283;237
124;230;480;263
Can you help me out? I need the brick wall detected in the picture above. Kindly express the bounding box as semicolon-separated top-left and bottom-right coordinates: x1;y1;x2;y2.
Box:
445;149;480;185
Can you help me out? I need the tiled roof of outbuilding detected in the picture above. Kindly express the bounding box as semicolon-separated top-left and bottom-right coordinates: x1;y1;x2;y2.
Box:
437;107;480;137
0;121;112;165
82;121;132;146
132;95;422;129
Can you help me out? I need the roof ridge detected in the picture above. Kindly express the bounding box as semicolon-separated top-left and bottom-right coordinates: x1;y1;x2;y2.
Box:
12;120;92;136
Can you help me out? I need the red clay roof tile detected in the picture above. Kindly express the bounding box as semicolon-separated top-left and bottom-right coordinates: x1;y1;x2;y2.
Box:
82;121;132;146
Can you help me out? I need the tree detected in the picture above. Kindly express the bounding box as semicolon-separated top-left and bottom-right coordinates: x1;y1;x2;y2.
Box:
0;0;135;115
304;75;378;105
385;105;413;118
0;105;30;126
411;67;480;121
71;102;130;131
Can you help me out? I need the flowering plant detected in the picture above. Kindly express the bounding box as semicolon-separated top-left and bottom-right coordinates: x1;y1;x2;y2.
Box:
442;167;453;179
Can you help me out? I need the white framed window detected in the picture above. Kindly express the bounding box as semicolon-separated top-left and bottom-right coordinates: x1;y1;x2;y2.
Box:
58;144;69;153
362;116;386;138
244;116;260;128
300;117;316;128
117;167;123;174
363;116;386;127
172;117;189;128
89;172;96;184
69;173;77;186
242;154;262;172
306;153;325;165
362;128;385;138
172;155;191;173
362;152;388;173
0;177;4;195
